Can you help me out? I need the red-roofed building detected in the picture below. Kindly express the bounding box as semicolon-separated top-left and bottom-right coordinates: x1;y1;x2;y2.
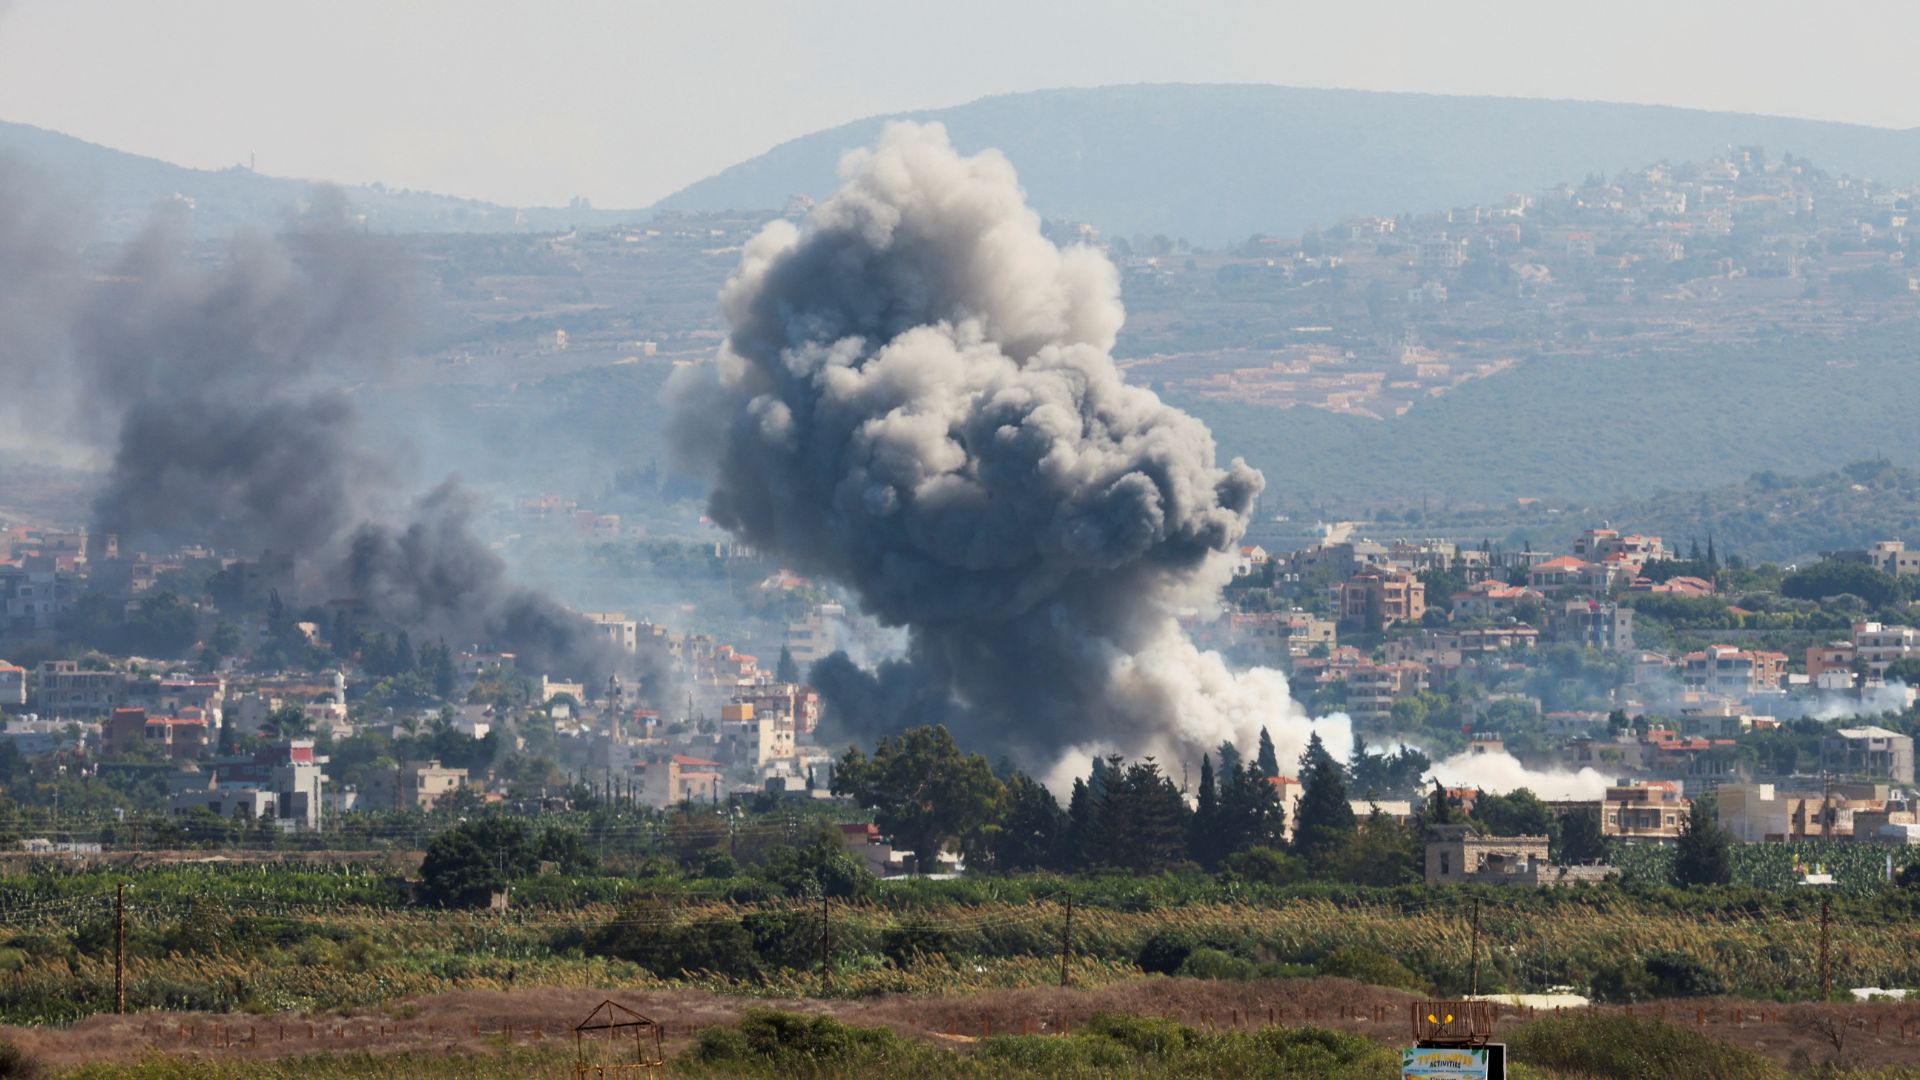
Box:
1449;579;1542;620
104;707;209;759
1629;575;1715;596
647;754;724;805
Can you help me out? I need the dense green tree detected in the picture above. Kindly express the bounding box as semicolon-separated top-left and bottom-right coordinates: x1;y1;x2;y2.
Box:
260;702;313;739
832;725;1005;865
1672;796;1733;887
419;817;538;908
1475;788;1555;838
994;773;1065;872
1781;561;1902;608
1329;807;1422;886
775;646;800;684
1216;760;1286;859
1555;806;1608;864
1292;733;1356;864
754;824;873;898
1256;727;1280;778
1348;739;1430;799
1084;758;1190;872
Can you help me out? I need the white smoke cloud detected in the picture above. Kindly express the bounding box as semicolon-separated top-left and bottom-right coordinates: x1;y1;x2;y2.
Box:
1427;749;1611;801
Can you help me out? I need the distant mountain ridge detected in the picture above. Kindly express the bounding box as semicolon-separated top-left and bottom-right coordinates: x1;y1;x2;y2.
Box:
0;119;647;238
655;84;1920;244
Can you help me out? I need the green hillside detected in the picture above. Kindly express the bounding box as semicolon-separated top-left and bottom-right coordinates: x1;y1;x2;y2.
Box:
1178;320;1920;511
1603;460;1920;565
656;83;1920;245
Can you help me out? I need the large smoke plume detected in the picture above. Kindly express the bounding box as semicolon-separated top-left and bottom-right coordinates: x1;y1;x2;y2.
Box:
0;155;634;685
672;123;1342;780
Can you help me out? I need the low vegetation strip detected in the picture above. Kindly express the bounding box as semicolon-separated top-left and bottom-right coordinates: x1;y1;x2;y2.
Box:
0;865;1918;1023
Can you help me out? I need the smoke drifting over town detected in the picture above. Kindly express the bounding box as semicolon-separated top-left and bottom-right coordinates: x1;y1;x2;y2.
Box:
0;154;632;683
673;123;1343;779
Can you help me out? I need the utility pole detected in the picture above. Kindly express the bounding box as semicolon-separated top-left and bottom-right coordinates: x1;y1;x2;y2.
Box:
1819;894;1832;1001
1468;899;1482;998
114;884;126;1015
819;894;832;991
1059;894;1074;988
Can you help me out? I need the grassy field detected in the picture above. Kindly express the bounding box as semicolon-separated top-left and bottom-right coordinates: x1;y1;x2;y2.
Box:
0;864;1917;1025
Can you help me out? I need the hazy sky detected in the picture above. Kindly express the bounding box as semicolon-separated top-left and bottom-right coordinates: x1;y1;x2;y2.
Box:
2;0;1916;209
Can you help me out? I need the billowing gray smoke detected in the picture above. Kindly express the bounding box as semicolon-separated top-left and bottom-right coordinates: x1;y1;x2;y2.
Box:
0;155;634;685
77;199;410;555
345;482;629;681
673;123;1326;778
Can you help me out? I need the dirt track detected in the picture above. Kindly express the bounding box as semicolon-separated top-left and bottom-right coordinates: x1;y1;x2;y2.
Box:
4;978;1918;1070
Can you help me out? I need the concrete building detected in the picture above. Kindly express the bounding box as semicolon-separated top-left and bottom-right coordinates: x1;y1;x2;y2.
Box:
1851;622;1920;677
733;682;823;736
1336;568;1426;630
0;568;77;638
1223;610;1337;660
35;661;126;715
643;754;724;806
785;603;847;666
584;612;640;654
719;701;795;770
1601;780;1688;841
104;707;209;759
168;741;329;831
0;661;24;710
1822;726;1915;784
1550;600;1636;653
1825;540;1920;578
1343;661;1429;727
1680;646;1788;697
1715;781;1897;843
401;759;469;811
1424;825;1613;887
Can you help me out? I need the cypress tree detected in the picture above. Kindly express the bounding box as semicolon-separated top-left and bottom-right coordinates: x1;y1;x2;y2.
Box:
1064;777;1094;870
1190;754;1221;869
1292;733;1355;865
1216;740;1243;775
1673;796;1732;886
1256;726;1280;778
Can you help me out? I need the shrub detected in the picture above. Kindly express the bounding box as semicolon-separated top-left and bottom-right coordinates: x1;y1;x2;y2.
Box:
1510;1012;1783;1079
1083;1012;1194;1056
1135;929;1194;975
1646;951;1728;999
1178;947;1255;981
696;1010;907;1068
0;1041;42;1079
1315;945;1424;992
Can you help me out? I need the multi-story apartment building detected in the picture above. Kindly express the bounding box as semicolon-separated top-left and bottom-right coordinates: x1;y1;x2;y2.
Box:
1821;726;1915;784
1343;661;1428;726
1679;646;1788;697
1549;600;1635;652
1336;569;1426;630
35;661;127;716
1851;622;1920;677
1601;780;1688;842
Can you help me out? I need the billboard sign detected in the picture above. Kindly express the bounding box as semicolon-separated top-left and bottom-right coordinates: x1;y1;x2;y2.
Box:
1402;1046;1493;1079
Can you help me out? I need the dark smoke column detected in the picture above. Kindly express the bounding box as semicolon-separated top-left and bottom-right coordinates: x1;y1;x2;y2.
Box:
673;123;1334;782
